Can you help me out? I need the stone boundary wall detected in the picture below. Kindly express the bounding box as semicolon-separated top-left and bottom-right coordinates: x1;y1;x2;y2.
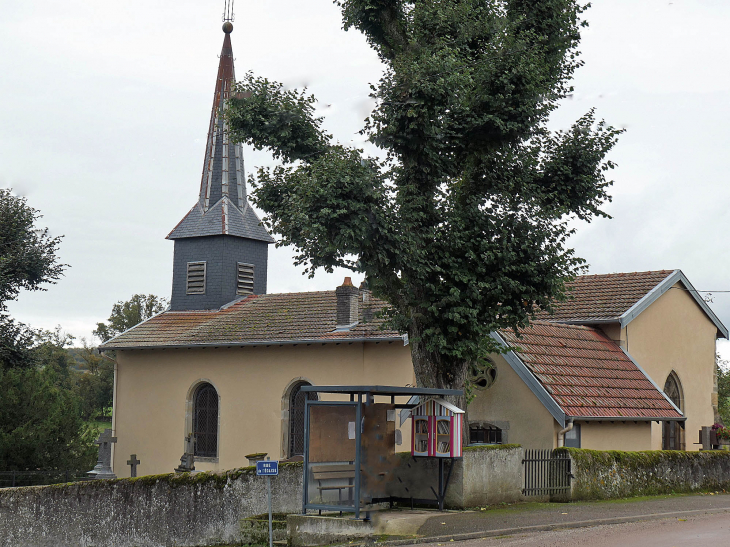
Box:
387;444;525;507
0;446;525;546
461;444;525;506
562;448;730;500
0;463;303;547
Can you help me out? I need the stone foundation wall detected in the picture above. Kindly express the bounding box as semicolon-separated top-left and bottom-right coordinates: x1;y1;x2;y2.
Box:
563;448;730;500
0;463;303;547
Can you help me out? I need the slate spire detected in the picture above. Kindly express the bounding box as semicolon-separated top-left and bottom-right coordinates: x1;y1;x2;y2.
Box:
167;21;273;243
167;14;272;311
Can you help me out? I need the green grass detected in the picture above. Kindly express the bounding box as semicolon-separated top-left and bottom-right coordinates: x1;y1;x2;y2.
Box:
87;420;111;435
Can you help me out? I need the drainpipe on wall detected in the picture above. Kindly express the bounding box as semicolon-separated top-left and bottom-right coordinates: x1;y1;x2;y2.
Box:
110;356;118;472
557;418;574;448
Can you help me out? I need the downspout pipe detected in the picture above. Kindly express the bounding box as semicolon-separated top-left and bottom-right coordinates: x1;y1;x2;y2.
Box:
111;358;118;473
557;418;574;448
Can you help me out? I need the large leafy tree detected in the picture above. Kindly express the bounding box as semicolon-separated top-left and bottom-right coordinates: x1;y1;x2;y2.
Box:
93;294;168;343
0;188;65;369
227;0;621;402
0;189;95;474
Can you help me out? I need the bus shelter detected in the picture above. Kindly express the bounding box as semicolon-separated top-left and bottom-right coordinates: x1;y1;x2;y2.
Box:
301;385;463;518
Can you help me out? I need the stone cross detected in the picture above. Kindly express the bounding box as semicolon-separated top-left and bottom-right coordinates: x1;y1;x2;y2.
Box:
174;435;196;473
87;428;117;480
127;454;141;477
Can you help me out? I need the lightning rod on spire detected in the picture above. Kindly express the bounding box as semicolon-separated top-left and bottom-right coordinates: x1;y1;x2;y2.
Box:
222;0;235;23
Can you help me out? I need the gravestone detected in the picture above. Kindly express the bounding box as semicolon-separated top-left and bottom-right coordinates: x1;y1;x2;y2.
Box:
87;428;117;480
175;435;196;473
127;454;141;477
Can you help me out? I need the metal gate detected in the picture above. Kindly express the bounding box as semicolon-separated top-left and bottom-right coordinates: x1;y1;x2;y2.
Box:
522;449;572;496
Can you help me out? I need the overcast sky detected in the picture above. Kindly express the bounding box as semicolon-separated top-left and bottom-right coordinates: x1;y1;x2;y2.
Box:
2;0;729;356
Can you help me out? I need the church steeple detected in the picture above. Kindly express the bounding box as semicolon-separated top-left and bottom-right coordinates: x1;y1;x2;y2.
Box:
167;13;273;312
198;23;244;212
167;21;272;243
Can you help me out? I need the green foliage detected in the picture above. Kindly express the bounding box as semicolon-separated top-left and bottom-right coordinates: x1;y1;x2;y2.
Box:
227;0;622;390
0;316;37;369
0;191;94;473
34;326;76;386
73;342;114;420
231;74;329;162
717;353;730;425
0;188;65;310
0;364;97;472
94;294;168;343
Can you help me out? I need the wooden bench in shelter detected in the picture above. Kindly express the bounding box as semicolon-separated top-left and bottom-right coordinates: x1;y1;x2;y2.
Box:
311;464;356;502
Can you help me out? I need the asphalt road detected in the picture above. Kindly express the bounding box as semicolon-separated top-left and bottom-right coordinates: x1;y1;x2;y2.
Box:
416;512;730;547
410;493;730;539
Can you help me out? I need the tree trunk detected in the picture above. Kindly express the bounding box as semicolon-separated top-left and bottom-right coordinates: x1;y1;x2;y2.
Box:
409;318;470;446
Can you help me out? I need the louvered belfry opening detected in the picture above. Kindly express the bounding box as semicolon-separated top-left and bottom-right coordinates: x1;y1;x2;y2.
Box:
193;383;218;458
289;382;317;457
237;262;254;295
186;261;207;294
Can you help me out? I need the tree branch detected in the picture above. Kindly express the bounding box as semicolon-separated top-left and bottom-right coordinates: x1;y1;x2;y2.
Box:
227;73;330;163
338;0;410;60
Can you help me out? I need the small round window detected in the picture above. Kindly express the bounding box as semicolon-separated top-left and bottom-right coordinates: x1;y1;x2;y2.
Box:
470;358;497;390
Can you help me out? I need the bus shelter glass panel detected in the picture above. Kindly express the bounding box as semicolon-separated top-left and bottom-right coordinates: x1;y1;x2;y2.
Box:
304;402;358;511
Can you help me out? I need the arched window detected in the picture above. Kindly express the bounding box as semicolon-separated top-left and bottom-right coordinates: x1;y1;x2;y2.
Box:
193;382;219;458
289;381;317;457
662;372;683;451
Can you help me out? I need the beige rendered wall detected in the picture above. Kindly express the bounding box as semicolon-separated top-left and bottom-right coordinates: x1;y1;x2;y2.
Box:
618;283;718;451
112;341;414;478
468;354;556;449
578;421;652;451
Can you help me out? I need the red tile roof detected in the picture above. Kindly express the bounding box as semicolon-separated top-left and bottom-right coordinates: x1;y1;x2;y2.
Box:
100;291;402;350
537;270;675;323
499;321;682;420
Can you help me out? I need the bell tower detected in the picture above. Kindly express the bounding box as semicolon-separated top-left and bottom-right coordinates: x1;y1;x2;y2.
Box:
167;9;273;311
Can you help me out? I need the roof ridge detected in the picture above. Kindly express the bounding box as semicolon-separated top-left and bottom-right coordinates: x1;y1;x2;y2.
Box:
574;269;675;279
524;320;598;331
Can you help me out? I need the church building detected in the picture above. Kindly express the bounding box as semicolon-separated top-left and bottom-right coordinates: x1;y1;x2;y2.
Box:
102;18;727;478
102;19;415;478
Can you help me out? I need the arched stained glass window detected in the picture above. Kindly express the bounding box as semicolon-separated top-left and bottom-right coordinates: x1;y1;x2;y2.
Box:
664;373;682;409
193;383;218;458
289;382;317;457
662;372;683;451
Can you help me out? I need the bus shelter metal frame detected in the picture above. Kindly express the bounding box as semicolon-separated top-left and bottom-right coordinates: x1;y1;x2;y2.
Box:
301;385;462;519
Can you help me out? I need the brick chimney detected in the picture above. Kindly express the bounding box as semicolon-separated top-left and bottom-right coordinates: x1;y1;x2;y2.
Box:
336;277;359;328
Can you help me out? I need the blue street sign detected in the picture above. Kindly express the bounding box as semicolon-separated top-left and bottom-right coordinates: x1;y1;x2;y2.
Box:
256;460;279;476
